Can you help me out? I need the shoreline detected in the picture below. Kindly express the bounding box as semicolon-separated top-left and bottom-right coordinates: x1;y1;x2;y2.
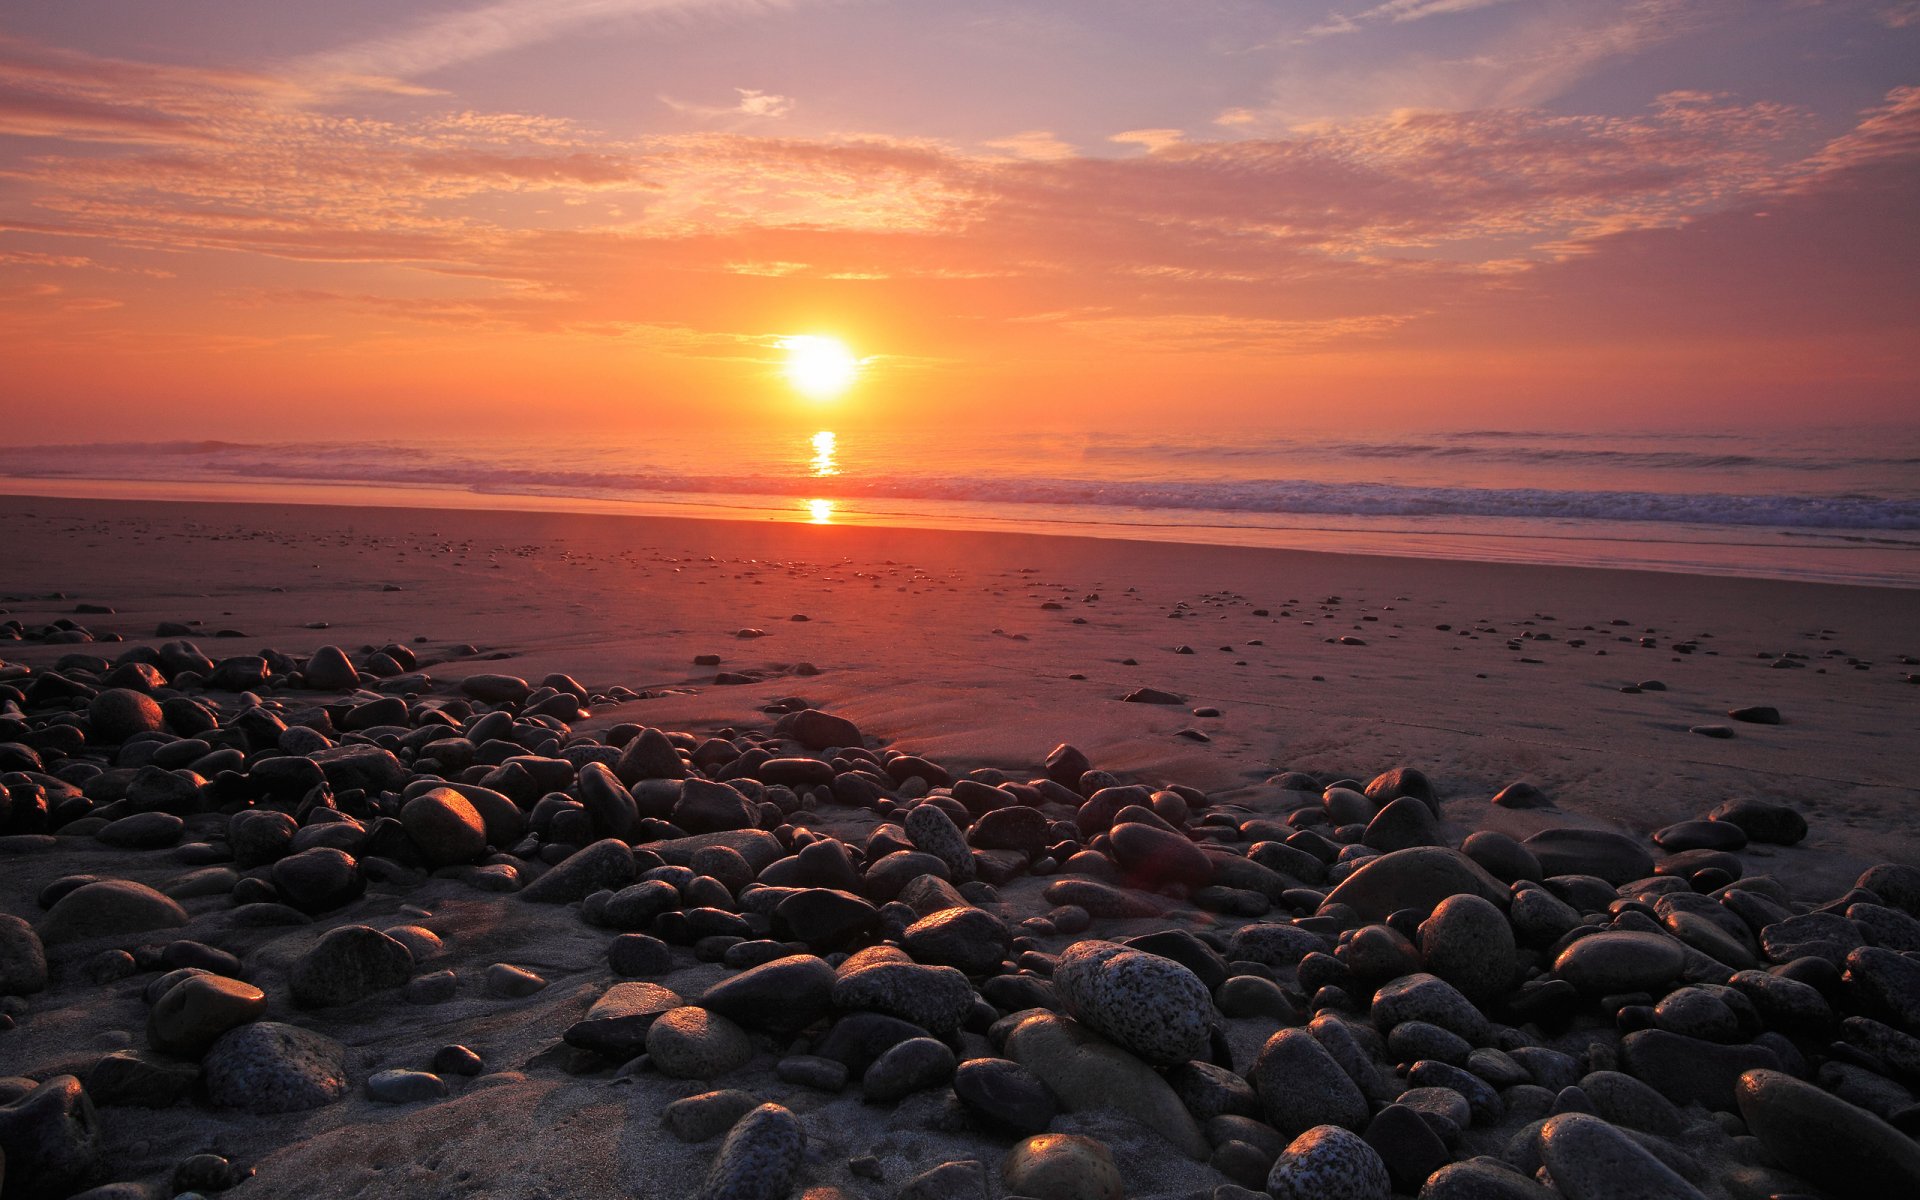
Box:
5;475;1915;590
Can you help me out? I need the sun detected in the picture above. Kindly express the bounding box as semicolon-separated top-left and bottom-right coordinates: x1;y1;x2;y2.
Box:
779;335;860;399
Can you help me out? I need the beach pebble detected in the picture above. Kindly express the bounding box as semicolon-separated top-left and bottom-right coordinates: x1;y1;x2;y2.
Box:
483;962;546;997
1107;821;1212;888
1552;932;1684;994
88;688;165;742
1002;1012;1208;1158
614;727;687;783
901;906;1013;975
1001;1133;1124;1200
1322;847;1508;921
0;1074;101;1200
267;846;363;914
664;1089;759;1142
701;954;837;1034
1522;829;1654;885
647;1007;754;1079
772;888;879;951
787;709;861;750
673;778;760;835
862;1036;956;1101
831;960;975;1035
1361;1104;1449;1193
1364;767;1437;815
1251;1028;1369;1138
433;1045;483;1076
899;1159;986;1200
565;982;683;1058
1844;945;1920;1027
36;880;189;946
1618;1029;1779;1111
520;838;635;902
906;803;977;882
694;1102;805;1200
406;970;458;1004
1362;797;1440;853
1369;973;1491;1044
1858;863;1920;914
401;789;488;866
147;974;266;1058
96;812;185;849
290;926;414;1008
1736;1067;1920;1195
1418;894;1514;1004
366;1069;448;1104
0;914;48;994
1054;940;1214;1066
1420;1158;1556;1199
1534;1112;1705;1200
1039;878;1163;917
953;1057;1056;1135
1708;798;1807;845
1266;1124;1390;1200
775;1055;847;1091
202;1021;348;1113
609;933;672;976
1489;782;1551;810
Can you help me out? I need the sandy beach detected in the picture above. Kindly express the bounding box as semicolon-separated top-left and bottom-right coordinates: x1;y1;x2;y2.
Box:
3;493;1918;1199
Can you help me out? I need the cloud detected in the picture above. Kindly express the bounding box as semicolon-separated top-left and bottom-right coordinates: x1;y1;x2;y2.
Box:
660;87;796;120
1308;0;1529;38
3;23;1908;403
289;0;803;91
1267;0;1713;120
982;130;1077;160
1111;129;1185;152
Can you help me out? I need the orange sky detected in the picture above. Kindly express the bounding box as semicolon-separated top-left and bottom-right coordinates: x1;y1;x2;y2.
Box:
2;2;1917;439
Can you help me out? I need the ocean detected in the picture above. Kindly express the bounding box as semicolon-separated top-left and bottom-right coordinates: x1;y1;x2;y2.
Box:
3;427;1917;587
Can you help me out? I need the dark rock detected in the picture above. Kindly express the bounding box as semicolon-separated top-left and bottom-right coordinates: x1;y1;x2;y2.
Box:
1054;940;1214;1066
862;1036;956;1101
1323;848;1508;921
952;1057;1055;1134
521;839;635;903
1250;1028;1368;1138
89;689;165;743
902;906;1012;975
1618;1028;1780;1111
0;1075;100;1200
36;880;189;946
692;1102;804;1200
1736;1067;1920;1196
564;981;683;1058
269;847;364;914
289;925;414;1008
700;955;837;1034
202;1021;348;1113
1522;829;1654;885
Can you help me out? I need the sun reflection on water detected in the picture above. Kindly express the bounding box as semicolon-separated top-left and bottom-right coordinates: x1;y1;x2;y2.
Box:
810;430;838;477
806;498;834;524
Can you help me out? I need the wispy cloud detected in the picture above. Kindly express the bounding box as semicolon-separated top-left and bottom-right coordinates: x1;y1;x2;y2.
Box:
289;0;804;91
1309;0;1530;38
661;87;796;120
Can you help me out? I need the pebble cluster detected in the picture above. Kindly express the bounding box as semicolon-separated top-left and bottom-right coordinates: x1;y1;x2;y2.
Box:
1;636;1918;1200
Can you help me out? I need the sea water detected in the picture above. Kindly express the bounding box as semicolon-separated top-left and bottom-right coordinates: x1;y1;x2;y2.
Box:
3;427;1916;587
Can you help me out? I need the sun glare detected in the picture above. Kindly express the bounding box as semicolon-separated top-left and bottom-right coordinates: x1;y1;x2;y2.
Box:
780;335;860;399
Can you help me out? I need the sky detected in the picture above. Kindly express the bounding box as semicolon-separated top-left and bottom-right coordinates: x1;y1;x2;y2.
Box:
1;0;1917;439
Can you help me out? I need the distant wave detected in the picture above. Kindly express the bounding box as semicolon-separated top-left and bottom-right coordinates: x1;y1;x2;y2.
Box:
4;440;1917;532
1070;438;1920;474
